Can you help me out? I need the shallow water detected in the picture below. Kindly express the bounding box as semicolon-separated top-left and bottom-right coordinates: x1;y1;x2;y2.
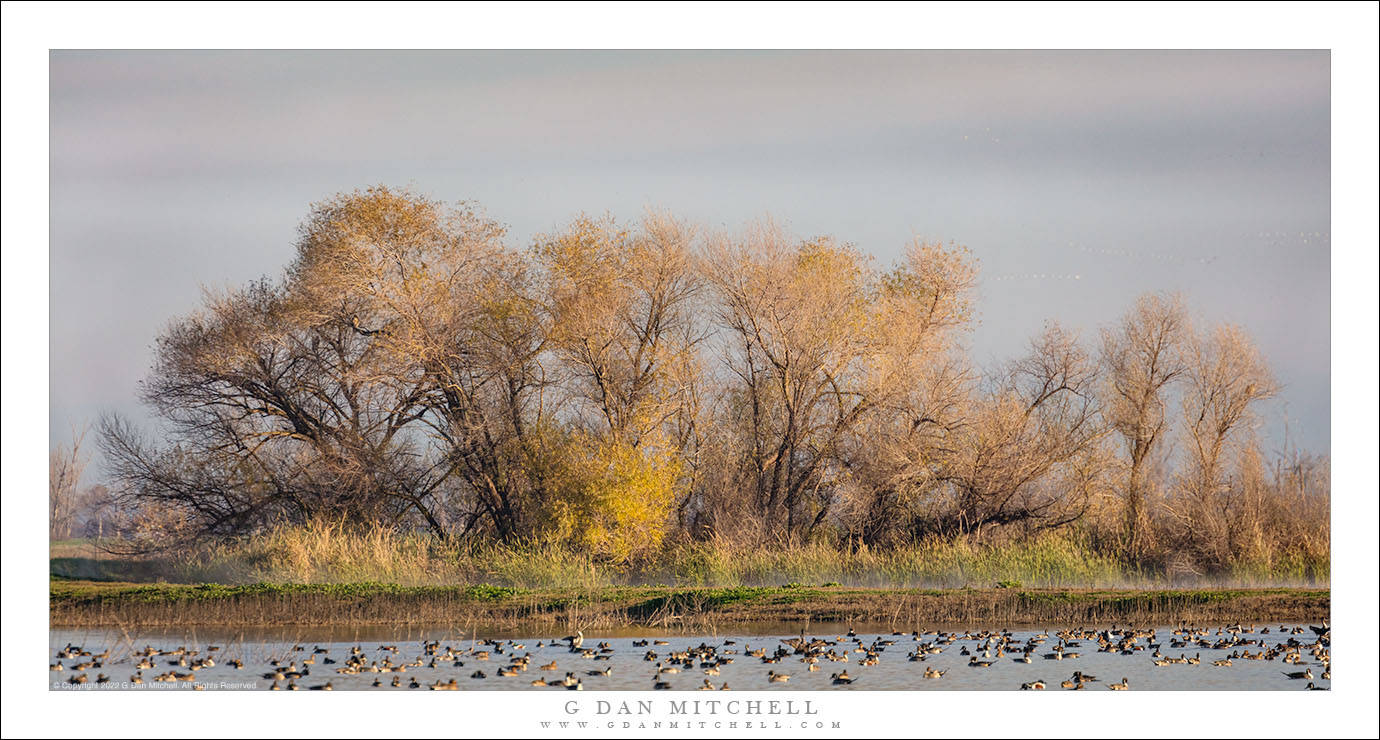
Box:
48;622;1330;691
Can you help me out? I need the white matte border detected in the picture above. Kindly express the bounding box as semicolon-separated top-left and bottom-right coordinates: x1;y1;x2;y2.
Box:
4;3;1376;739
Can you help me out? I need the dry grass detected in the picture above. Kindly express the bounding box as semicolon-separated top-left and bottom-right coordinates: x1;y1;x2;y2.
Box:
50;522;1330;629
52;520;1327;590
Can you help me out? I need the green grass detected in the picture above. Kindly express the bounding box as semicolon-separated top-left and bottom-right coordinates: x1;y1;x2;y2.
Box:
50;578;530;606
53;579;1327;607
47;579;840;614
50;576;1331;629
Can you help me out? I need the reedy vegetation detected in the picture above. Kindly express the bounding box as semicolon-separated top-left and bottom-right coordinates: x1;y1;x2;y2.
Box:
92;187;1328;583
53;521;1325;589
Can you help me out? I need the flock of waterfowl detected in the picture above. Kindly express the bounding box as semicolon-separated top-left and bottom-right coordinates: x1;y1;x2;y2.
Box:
51;621;1330;691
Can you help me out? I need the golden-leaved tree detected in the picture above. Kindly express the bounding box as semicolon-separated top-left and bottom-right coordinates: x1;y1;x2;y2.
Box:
524;212;701;554
702;223;976;540
97;186;1325;578
531;429;683;562
103;187;506;537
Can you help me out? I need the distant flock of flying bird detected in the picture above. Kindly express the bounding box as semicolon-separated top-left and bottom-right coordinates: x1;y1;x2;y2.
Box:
990;232;1328;285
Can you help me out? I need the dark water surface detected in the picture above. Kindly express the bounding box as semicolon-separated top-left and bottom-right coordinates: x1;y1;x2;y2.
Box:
49;622;1330;691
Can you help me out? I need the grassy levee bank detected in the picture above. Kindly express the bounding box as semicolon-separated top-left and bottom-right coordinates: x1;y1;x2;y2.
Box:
51;580;1329;630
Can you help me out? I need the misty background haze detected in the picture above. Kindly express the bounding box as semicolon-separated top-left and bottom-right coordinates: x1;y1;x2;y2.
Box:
49;49;1330;466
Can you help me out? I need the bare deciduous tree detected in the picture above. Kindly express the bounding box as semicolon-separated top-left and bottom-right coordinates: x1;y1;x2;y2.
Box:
1100;292;1189;562
1167;324;1280;567
90;188;1326;578
835;351;973;545
102;188;497;540
535;211;703;447
921;324;1108;539
703;226;975;539
286;188;551;541
50;428;88;540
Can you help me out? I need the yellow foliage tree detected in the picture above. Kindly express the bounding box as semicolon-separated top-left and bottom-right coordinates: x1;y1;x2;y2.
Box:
531;429;682;563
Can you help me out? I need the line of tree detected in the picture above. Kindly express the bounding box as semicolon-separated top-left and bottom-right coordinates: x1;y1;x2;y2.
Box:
95;187;1329;572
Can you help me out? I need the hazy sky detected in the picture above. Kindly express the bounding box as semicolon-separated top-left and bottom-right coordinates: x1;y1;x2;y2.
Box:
49;50;1330;456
